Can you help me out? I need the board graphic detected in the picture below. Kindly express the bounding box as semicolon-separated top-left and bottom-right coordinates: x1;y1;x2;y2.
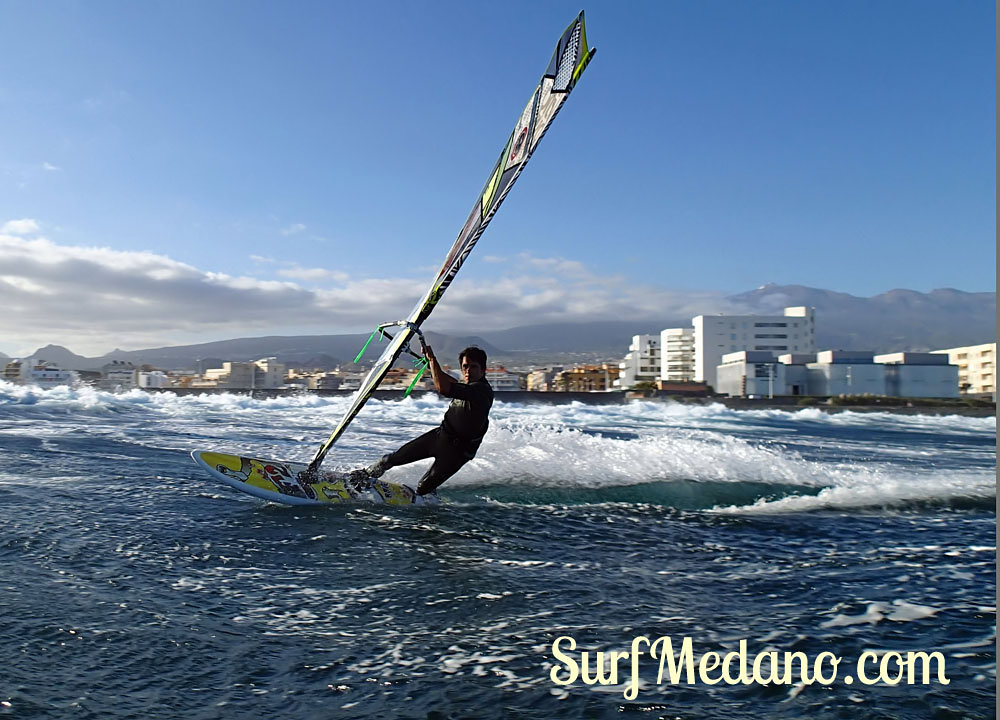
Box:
191;451;440;506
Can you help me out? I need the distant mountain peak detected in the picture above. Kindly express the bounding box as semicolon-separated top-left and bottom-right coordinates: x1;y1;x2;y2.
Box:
18;284;995;370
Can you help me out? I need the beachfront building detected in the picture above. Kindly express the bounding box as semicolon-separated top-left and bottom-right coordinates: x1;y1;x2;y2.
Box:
716;349;958;398
615;334;660;390
101;360;137;391
526;367;563;391
201;358;288;389
873;352;960;399
554;364;620;392
693;306;816;390
804;351;887;397
307;372;342;390
380;367;418;391
660;328;694;382
717;351;787;398
138;370;172;388
3;358;77;388
254;357;286;389
931;342;996;398
218;362;255;389
2;360;23;383
485;366;521;391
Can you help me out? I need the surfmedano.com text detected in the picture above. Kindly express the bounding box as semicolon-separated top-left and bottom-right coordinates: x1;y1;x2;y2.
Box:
548;635;950;701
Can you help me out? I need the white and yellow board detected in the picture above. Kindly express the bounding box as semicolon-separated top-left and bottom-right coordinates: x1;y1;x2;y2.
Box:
191;451;439;506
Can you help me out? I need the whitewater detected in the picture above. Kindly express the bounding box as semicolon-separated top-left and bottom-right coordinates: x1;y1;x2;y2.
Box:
0;382;994;718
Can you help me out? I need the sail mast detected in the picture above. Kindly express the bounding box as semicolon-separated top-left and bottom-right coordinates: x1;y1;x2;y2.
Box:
307;12;596;473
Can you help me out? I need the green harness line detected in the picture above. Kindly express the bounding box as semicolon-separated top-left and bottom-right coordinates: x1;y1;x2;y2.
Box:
405;358;429;397
352;322;430;397
353;327;387;364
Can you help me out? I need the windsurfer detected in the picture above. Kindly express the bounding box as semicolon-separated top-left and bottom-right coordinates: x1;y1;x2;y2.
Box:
355;346;493;495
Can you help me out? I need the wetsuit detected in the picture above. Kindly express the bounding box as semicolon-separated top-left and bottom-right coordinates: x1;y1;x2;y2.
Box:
382;376;493;495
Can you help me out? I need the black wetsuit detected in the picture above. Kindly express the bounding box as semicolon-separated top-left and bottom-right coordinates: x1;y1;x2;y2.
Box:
383;376;493;495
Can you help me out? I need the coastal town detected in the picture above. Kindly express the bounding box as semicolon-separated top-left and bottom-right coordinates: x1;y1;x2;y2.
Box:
3;306;995;402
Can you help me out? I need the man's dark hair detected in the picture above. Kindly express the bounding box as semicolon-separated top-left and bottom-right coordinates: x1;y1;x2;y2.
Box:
459;346;487;369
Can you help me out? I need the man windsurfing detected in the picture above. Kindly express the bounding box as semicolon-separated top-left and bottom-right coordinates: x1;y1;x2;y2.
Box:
354;346;493;496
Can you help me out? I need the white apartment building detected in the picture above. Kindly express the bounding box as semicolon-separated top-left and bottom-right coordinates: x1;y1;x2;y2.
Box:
616;334;660;390
717;351;787;398
694;306;816;390
716;349;958;398
3;358;77;388
101;360;137;391
805;351;888;397
660;328;694;382
873;352;960;398
932;342;995;398
138;371;172;388
485;366;521;391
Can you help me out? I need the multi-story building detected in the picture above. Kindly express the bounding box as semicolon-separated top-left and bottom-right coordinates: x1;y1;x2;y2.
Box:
254;357;286;389
308;372;342;390
202;359;287;389
555;364;620;392
932;343;996;398
219;362;256;389
526;367;563;392
716;349;958;398
2;359;23;383
5;358;78;389
138;371;172;388
693;306;816;390
615;334;660;390
101;360;137;391
873;352;961;398
485;366;521;391
660;328;694;382
717;351;787;398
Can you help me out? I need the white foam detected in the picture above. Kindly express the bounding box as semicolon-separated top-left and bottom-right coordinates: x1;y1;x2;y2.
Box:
713;469;994;514
2;381;993;510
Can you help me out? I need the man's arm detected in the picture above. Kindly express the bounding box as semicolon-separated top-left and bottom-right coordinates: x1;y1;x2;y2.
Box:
424;346;456;396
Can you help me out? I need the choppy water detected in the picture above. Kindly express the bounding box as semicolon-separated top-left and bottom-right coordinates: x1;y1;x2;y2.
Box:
0;383;995;719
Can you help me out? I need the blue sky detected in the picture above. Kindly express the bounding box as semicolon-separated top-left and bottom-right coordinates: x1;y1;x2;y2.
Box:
0;1;994;356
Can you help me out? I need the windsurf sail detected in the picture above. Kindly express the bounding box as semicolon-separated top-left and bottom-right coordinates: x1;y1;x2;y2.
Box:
306;12;596;474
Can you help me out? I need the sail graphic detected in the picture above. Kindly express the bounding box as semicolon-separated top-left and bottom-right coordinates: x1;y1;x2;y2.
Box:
307;12;596;473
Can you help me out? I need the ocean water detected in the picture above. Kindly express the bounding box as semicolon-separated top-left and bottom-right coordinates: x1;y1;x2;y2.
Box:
0;382;994;719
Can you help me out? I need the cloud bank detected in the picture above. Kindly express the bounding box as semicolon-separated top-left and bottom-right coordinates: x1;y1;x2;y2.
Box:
0;221;733;356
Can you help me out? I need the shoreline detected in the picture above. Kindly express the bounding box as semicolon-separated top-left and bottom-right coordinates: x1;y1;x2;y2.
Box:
139;388;997;417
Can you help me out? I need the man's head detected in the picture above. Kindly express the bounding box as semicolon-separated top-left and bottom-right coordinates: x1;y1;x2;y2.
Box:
459;346;487;383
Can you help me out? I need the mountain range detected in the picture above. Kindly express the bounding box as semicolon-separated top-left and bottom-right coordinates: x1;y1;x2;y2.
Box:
14;284;996;371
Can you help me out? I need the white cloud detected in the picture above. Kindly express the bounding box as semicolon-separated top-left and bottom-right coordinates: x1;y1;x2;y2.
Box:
277;266;351;283
280;223;307;236
42;162;61;172
1;218;40;235
1;275;52;295
0;233;734;356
